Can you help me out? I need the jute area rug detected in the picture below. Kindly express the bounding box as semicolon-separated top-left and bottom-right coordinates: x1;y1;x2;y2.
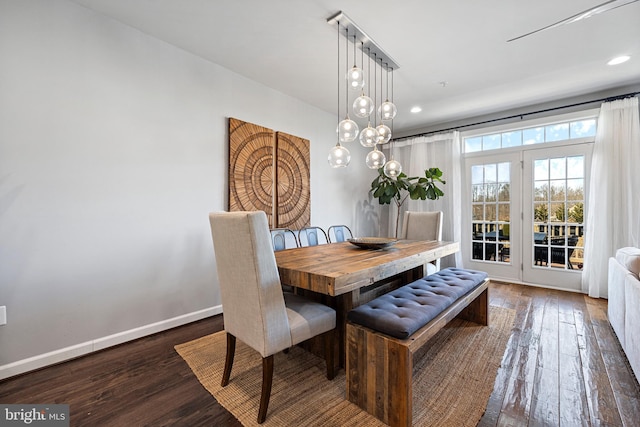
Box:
175;306;515;427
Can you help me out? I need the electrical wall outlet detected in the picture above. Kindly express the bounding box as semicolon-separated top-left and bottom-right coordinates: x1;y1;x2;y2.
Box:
0;306;6;326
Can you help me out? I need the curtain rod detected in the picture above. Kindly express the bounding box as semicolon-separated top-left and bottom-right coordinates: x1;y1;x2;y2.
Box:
393;91;640;142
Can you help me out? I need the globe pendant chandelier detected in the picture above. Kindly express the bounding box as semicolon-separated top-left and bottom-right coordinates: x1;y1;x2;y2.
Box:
327;11;401;177
365;146;386;169
328;17;350;168
336;30;358;144
383;157;402;178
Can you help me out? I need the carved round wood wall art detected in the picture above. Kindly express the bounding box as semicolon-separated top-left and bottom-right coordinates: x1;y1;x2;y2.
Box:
228;119;275;223
228;118;310;230
276;132;310;230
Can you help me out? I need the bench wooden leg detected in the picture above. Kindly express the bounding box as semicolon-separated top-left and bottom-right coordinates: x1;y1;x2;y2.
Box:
346;324;413;427
387;340;412;427
457;283;489;325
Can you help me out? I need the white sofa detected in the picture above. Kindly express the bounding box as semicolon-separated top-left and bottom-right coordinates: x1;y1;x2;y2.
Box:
608;247;640;379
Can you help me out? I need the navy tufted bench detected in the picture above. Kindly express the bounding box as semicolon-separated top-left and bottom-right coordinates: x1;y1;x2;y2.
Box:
345;267;490;427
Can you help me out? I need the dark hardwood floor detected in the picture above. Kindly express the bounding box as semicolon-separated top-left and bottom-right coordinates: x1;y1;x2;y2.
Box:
1;282;639;426
0;314;240;427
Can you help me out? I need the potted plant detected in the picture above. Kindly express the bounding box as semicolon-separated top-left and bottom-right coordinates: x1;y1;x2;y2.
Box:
370;167;446;237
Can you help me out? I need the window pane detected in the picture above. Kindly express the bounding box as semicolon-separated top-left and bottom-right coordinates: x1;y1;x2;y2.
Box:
465;136;482;153
472;223;483;239
498;203;510;221
534;203;549;222
486;184;498;202
546;123;570;142
485;205;497;221
535;182;549;201
550;158;566;179
471;165;484;184
498;183;510;201
550;180;566;201
567;156;584;179
534;159;548;180
472;242;483;260
482;134;501;150
567;179;584;200
497;162;510;182
484;164;497;182
523;127;544;145
551;202;565;222
550;226;566;243
472;184;485;202
567;202;584;223
472;204;483;220
570;119;596;138
502;131;522;148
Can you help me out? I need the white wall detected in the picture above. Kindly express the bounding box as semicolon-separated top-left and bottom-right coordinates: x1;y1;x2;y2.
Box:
0;0;378;377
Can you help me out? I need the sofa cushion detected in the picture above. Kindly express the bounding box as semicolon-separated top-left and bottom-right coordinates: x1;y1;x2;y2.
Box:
624;273;640;380
616;247;640;278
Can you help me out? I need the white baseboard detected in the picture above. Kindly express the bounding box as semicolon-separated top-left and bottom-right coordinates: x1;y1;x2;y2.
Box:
0;305;223;381
490;277;584;293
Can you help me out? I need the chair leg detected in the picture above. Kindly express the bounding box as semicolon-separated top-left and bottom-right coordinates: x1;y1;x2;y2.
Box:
324;330;336;380
258;355;274;424
221;333;236;387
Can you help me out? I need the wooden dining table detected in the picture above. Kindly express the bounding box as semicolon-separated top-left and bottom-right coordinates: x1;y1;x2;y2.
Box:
274;239;460;367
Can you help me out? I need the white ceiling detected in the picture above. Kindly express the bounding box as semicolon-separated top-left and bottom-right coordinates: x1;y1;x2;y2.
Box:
71;0;640;135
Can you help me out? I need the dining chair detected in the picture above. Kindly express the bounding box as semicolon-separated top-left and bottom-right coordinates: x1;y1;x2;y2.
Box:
327;225;353;243
269;228;299;251
209;211;336;424
297;226;329;247
400;211;444;275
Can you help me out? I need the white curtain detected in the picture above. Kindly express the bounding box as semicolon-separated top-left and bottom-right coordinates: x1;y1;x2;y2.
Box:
582;97;640;298
387;131;462;268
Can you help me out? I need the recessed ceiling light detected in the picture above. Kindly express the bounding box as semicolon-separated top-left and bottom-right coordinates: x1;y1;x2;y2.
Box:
608;55;630;65
410;106;422;113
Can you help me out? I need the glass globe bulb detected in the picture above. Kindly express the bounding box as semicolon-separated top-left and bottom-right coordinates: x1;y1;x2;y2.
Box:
376;123;392;144
353;93;374;118
366;147;386;169
383;159;402;178
336;117;359;143
346;66;365;91
328;144;351;168
359;124;380;147
378;100;397;120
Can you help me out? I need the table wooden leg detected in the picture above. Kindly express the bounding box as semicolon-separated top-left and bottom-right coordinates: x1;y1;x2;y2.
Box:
335;292;356;368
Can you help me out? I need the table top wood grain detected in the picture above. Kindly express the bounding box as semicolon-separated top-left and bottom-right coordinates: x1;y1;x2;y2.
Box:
275;240;459;296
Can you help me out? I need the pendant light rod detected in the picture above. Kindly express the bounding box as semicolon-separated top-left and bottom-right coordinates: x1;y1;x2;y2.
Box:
327;11;400;71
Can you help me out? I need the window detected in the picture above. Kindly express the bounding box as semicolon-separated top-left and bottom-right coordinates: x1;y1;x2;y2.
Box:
464;118;596;153
471;162;511;263
462;110;595;290
532;156;585;271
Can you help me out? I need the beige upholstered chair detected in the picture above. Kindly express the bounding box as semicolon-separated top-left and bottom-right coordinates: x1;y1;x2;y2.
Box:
400;211;444;275
209;211;336;423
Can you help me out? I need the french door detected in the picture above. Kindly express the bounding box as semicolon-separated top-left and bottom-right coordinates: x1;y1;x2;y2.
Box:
463;152;521;281
522;144;591;290
463;143;592;290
